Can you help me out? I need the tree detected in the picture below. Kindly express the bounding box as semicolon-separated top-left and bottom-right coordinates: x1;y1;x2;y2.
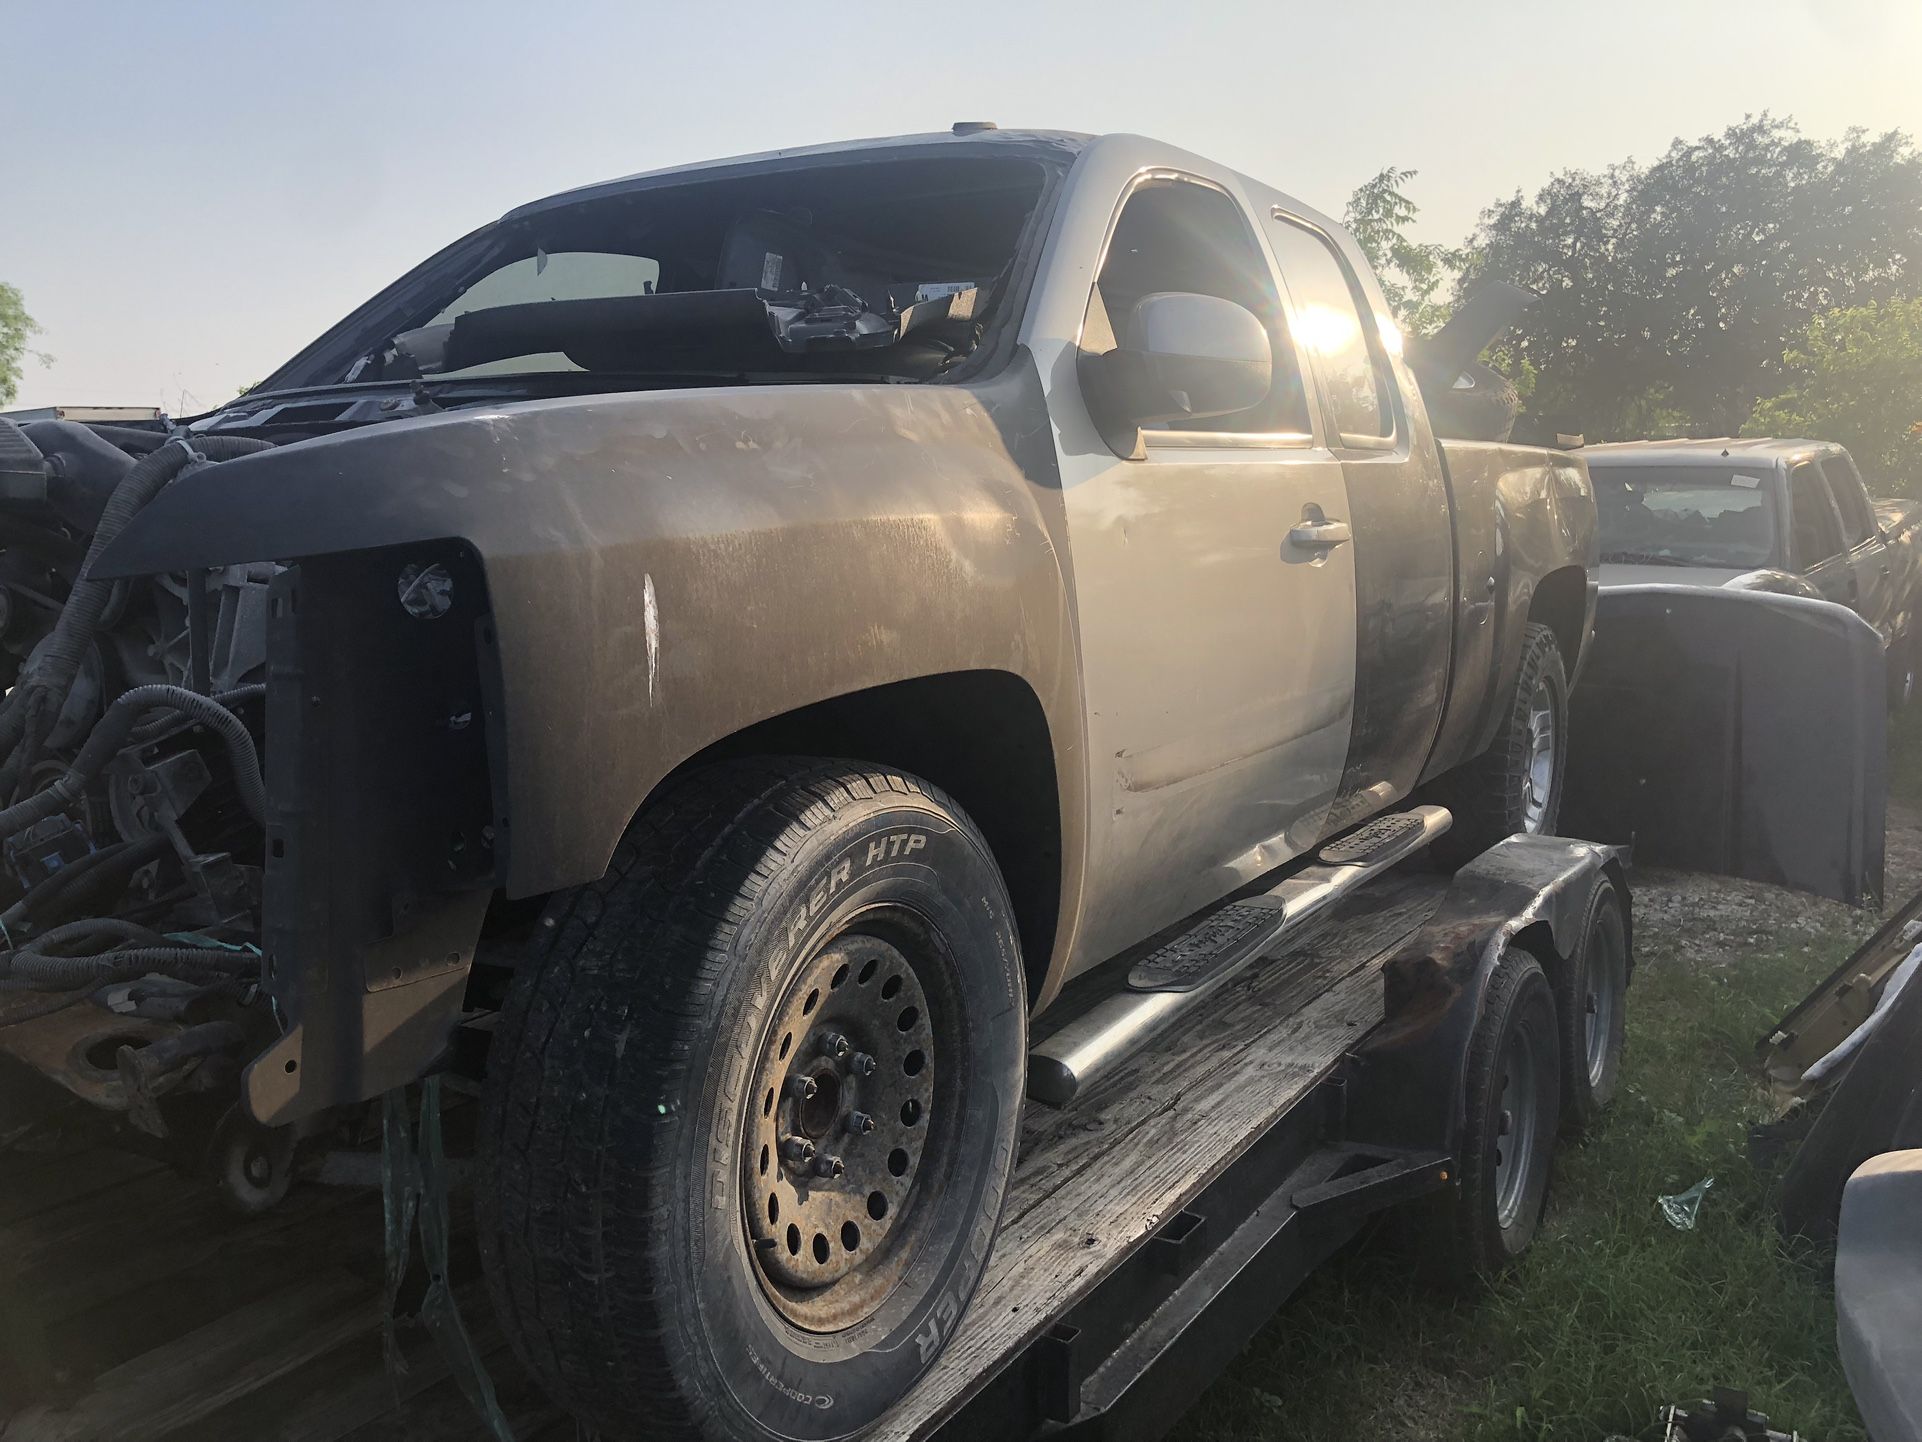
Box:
1342;166;1464;336
1459;117;1922;441
0;282;48;408
1747;298;1922;494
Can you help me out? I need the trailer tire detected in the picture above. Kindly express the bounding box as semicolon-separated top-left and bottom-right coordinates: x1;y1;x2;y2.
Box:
1433;622;1567;865
1554;875;1630;1131
1422;948;1560;1281
477;759;1026;1442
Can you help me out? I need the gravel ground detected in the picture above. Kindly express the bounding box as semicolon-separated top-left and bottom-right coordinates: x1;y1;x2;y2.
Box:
1629;800;1922;965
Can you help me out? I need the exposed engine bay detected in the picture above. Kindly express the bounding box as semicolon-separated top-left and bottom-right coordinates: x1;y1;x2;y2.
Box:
0;418;297;1206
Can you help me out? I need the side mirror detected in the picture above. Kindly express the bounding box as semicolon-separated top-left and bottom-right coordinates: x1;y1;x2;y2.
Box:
1079;292;1271;456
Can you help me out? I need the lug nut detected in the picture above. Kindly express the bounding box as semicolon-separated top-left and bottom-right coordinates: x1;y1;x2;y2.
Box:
783;1075;818;1101
847;1111;877;1136
849;1051;877;1077
812;1154;846;1179
818;1031;852;1061
781;1136;816;1169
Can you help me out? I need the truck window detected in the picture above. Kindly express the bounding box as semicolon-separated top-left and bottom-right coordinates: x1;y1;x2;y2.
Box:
425;252;664;377
1820;452;1876;545
1087;178;1311;437
1789;461;1845;566
1591;464;1777;568
1265;215;1392;441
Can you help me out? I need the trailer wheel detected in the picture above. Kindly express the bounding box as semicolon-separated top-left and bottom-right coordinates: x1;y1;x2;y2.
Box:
1554;875;1630;1131
1425;948;1560;1280
1433;622;1568;864
477;759;1026;1442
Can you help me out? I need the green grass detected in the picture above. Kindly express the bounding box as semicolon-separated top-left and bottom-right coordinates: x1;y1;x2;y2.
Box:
1186;930;1867;1441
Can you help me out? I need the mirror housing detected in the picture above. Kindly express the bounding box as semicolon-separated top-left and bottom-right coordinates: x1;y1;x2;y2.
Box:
1080;292;1271;457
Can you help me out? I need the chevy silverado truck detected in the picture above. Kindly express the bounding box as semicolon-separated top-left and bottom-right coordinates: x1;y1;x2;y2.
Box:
1586;437;1922;703
0;127;1596;1440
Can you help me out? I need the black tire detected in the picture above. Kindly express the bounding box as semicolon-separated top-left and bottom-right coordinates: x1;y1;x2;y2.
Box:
1420;949;1560;1281
1552;875;1630;1132
1432;621;1568;865
477;759;1027;1442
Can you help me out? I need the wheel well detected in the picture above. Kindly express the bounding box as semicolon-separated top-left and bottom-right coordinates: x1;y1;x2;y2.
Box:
1529;565;1588;677
663;671;1062;1010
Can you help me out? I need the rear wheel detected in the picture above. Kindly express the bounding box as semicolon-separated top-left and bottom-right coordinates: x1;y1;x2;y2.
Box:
1420;949;1560;1280
1433;622;1568;864
478;760;1026;1442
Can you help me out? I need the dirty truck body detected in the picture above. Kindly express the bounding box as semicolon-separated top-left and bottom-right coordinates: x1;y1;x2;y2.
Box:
85;129;1595;1120
0;129;1601;1441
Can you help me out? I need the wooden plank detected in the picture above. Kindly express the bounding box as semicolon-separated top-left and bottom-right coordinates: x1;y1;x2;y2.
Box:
40;1190;380;1392
0;1144;162;1229
4;1270;378;1442
10;1164;356;1325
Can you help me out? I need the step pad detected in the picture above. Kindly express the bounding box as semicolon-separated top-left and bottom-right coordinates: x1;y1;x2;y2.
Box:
1318;812;1429;868
1126;900;1286;994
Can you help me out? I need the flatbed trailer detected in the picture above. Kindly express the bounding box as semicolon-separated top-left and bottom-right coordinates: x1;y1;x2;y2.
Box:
0;836;1627;1442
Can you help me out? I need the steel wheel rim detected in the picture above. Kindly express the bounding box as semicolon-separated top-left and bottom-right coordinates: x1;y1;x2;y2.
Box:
1583;903;1626;1088
742;925;941;1331
1492;1027;1542;1230
1521;678;1558;832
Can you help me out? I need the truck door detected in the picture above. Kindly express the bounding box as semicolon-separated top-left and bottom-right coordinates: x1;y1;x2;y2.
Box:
1048;174;1357;965
1821;450;1894;640
1789;460;1858;610
1263;209;1454;816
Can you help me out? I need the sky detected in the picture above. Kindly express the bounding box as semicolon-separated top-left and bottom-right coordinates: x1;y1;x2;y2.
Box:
4;0;1920;413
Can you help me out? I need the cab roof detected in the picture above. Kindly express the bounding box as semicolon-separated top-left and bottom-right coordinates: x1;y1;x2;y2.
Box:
505;129;1091;223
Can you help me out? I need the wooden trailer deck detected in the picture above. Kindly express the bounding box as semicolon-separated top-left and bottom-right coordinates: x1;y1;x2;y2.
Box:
0;874;1446;1442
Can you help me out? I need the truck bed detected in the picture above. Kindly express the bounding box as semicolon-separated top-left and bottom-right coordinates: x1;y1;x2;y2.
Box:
0;873;1449;1442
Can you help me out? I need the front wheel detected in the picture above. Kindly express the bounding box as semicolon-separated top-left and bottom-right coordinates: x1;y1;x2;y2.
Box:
477;760;1027;1442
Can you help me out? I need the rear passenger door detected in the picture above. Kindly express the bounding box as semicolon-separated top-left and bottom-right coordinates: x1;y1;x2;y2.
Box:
1264;208;1453;819
1789;460;1856;608
1821;450;1894;638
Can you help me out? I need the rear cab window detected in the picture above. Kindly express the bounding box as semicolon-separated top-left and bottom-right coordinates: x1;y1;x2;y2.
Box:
1820;450;1877;546
1789;461;1847;568
1264;212;1395;446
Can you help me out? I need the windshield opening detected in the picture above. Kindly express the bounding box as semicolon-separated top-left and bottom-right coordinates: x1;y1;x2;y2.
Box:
335;156;1047;390
1593;463;1779;568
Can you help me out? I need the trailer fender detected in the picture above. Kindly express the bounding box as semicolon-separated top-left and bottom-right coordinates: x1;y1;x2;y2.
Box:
1344;835;1628;1160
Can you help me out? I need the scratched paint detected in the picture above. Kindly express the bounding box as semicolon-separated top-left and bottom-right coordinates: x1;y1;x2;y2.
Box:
643;573;660;705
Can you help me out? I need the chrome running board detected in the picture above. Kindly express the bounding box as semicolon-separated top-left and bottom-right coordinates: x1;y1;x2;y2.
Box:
1026;805;1452;1107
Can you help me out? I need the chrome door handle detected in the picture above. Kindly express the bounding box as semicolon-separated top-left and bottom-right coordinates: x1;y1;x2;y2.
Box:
1288;518;1352;550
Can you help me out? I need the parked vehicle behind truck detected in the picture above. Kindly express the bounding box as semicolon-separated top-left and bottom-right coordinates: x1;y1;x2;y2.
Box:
0;127;1596;1440
1585;437;1922;703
